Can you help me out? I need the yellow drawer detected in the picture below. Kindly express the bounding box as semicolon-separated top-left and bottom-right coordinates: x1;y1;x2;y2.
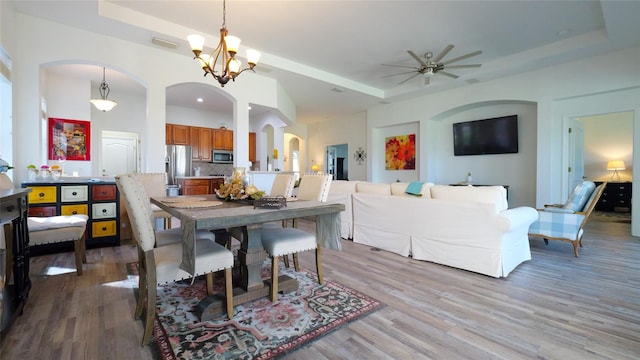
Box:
61;204;88;216
27;186;57;204
92;220;117;237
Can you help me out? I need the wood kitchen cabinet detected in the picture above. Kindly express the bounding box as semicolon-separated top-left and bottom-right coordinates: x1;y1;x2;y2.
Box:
249;132;256;163
213;128;234;150
166;124;190;145
178;178;211;195
190;127;213;161
210;178;224;193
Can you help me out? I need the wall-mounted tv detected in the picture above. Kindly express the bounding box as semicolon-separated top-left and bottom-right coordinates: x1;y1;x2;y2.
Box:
453;115;518;156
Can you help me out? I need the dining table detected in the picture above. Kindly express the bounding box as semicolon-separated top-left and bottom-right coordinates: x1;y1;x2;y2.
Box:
150;194;344;321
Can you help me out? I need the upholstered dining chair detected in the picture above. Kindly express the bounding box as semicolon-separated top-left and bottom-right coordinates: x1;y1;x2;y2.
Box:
260;174;332;301
116;174;235;346
269;173;296;198
528;180;606;257
132;172;173;230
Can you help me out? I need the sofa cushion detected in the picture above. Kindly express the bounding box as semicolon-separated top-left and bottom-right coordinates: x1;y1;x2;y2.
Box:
329;180;358;193
390;182;433;198
430;185;508;212
356;182;391;195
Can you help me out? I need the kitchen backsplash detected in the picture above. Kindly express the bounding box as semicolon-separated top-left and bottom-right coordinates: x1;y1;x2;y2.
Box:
193;161;233;176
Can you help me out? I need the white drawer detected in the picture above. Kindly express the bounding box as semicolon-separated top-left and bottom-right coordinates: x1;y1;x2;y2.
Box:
60;185;88;202
92;202;117;219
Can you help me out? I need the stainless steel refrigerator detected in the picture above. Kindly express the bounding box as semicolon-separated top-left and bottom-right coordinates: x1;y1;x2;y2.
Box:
165;145;192;185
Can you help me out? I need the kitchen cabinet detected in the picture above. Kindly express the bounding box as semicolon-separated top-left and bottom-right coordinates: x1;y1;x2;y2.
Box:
190;127;213;161
213;128;234;150
179;178;211;195
211;178;224;193
22;181;120;247
177;178;225;195
167;124;190;145
249;132;256;163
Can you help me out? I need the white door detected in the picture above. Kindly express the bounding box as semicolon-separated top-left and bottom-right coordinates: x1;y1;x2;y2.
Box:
567;118;585;195
101;131;139;176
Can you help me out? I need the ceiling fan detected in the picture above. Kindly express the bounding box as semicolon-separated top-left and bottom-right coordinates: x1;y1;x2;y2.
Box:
382;44;482;86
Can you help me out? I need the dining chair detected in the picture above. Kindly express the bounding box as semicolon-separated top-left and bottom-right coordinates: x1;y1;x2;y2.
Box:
116;174;235;346
132;172;173;230
260;174;332;301
269;173;296;198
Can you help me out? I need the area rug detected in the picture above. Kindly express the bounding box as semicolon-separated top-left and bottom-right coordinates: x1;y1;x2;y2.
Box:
127;262;384;360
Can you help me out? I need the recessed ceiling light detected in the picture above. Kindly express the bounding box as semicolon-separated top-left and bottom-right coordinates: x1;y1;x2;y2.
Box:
197;98;203;103
248;106;252;110
557;29;570;37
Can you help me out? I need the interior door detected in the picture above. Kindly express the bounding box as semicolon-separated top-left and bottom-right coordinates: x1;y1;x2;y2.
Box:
567;118;585;196
101;131;139;176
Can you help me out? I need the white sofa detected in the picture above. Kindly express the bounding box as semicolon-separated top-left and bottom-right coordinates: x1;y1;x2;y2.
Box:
327;181;538;278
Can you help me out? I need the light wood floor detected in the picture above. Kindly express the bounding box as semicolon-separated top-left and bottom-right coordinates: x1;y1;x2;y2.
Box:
1;216;639;359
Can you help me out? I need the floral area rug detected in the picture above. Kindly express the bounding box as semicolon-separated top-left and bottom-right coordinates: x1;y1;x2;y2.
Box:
127;262;383;360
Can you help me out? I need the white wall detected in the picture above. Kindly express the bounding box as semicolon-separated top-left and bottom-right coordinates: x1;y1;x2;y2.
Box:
10;12;293;182
580;111;633;182
306;111;367;180
366;46;640;210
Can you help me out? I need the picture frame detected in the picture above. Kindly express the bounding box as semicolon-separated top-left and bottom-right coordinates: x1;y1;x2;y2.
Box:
48;118;91;161
385;134;416;170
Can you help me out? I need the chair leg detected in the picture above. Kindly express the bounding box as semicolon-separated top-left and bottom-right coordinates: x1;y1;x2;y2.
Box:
283;255;290;268
270;256;279;302
316;247;324;285
142;278;156;346
225;268;233;318
572;241;579;257
134;248;147;320
293;253;300;272
73;239;83;276
206;272;215;296
80;232;87;263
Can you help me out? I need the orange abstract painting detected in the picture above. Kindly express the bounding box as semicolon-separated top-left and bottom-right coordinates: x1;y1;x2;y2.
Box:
385;134;415;170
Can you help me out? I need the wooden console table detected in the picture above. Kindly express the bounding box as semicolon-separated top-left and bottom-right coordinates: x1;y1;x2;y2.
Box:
1;188;31;338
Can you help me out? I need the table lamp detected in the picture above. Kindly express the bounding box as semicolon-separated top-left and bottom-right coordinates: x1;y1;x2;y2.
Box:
607;160;625;181
311;164;320;173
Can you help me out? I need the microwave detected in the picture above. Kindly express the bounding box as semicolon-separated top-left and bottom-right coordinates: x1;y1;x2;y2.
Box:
212;150;233;164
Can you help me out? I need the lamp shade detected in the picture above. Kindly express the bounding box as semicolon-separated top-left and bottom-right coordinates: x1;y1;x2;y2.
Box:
607;160;626;171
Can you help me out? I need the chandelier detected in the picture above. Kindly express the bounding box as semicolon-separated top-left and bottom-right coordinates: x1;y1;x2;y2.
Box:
90;67;118;112
188;0;260;87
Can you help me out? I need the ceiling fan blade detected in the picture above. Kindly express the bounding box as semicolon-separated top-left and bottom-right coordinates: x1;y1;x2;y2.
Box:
381;64;420;69
381;70;419;78
432;44;454;63
437;71;459;79
444;64;482;69
442;50;482;65
407;50;427;66
398;72;420;85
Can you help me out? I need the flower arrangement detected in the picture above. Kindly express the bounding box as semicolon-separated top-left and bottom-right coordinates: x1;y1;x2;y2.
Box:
215;172;265;201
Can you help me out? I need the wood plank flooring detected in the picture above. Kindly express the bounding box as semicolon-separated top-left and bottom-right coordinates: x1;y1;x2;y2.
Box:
1;216;639;359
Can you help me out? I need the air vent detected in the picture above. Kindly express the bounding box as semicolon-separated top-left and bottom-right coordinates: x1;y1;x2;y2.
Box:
152;37;178;49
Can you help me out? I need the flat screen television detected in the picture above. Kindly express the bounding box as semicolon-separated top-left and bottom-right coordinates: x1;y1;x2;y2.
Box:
453;115;518;156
